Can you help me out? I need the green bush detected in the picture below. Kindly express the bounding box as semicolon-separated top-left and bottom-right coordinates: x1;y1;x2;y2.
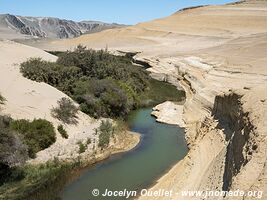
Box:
98;120;114;149
20;58;82;93
77;141;87;154
11;119;56;158
73;79;129;118
57;125;68;139
51;97;79;124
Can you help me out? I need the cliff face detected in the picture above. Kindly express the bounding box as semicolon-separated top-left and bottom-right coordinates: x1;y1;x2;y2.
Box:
135;54;267;199
0;14;124;39
212;93;257;191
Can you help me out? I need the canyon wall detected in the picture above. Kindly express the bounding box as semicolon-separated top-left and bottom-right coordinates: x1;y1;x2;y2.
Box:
136;54;267;199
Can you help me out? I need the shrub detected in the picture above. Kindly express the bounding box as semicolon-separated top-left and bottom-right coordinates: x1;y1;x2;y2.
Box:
57;125;68;139
20;58;82;90
73;79;129;118
0;93;5;104
11;119;56;158
98;120;114;149
51;98;79;124
77;141;86;154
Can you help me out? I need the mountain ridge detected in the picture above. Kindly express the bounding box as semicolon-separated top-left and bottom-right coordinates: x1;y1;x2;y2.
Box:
0;13;125;39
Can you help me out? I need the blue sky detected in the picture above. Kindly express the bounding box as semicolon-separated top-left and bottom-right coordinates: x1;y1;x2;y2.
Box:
0;0;235;24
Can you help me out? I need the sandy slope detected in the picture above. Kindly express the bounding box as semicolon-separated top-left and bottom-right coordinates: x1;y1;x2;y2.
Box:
9;0;267;199
37;0;267;56
0;40;139;163
0;40;100;162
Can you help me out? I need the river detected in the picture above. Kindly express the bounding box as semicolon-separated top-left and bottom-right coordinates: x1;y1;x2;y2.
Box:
61;107;188;200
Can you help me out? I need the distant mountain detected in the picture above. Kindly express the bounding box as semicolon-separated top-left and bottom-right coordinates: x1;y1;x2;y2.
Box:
0;14;125;39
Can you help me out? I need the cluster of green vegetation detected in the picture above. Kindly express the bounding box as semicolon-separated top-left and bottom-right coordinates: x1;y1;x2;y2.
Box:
21;45;184;119
97;120;114;149
76;137;92;154
0;160;78;200
52;97;79;124
77;141;87;154
11;119;56;158
0;115;56;188
57;124;68;139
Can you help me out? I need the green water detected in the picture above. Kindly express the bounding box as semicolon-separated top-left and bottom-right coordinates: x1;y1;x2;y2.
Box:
61;108;188;200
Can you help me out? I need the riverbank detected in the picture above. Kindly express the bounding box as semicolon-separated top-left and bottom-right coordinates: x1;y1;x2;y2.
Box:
0;129;141;200
60;107;188;200
79;130;141;166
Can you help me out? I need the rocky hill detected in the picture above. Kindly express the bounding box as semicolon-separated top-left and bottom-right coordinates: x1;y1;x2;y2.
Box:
0;14;124;39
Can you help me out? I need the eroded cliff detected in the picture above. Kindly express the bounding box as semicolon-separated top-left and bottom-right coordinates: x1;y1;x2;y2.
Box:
136;54;267;199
